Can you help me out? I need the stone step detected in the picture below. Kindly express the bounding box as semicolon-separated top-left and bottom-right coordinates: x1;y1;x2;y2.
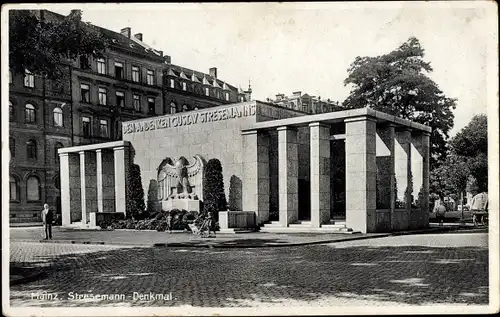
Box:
262;223;284;228
321;224;347;229
289;223;312;228
259;226;358;234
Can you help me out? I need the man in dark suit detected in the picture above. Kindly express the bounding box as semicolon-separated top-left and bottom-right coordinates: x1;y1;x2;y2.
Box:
41;204;53;240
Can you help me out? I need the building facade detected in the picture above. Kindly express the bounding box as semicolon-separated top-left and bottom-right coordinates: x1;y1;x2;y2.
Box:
268;91;343;114
8;10;250;223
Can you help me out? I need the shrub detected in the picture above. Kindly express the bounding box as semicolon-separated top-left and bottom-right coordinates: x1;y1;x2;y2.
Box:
203;158;227;221
126;164;145;219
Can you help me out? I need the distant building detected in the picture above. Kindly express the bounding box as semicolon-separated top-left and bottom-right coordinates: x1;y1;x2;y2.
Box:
8;9;250;223
267;91;343;114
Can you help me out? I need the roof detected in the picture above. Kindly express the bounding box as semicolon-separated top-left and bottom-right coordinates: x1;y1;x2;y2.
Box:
165;64;241;93
42;10;164;62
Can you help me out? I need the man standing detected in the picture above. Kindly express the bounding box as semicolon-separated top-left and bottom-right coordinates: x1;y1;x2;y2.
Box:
41;204;53;240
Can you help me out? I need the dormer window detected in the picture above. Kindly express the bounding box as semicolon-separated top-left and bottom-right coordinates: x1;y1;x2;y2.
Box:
205;87;209;96
182;82;187;91
225;92;230;101
170;79;175;88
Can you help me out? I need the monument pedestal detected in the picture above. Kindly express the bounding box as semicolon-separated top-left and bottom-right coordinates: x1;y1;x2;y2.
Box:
162;199;200;212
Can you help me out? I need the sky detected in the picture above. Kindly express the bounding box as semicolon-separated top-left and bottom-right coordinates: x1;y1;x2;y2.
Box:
43;2;496;136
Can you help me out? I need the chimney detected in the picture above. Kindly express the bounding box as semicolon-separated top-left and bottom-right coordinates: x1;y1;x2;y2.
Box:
134;33;143;41
164;55;171;64
209;67;217;78
158;50;163;57
120;27;131;38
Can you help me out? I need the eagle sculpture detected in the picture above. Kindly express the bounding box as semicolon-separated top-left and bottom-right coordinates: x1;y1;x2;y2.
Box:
157;155;205;200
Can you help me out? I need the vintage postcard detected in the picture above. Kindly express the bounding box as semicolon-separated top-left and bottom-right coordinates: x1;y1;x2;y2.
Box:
2;2;498;316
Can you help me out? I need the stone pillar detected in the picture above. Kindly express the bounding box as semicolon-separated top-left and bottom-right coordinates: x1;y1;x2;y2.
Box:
345;117;377;233
310;122;331;228
412;131;430;228
60;153;71;226
277;126;299;226
102;150;116;212
422;132;430;227
96;149;104;213
114;145;130;216
79;151;87;224
395;129;412;212
376;124;396;230
242;130;270;225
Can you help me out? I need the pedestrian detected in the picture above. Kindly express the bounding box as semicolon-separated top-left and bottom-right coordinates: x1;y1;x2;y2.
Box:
207;211;216;237
435;199;447;227
41;203;53;240
166;213;173;233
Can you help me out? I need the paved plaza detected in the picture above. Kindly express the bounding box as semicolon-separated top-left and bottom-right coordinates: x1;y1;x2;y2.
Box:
9;231;489;307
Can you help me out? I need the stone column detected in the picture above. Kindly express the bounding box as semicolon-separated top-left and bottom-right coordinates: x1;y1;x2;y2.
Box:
242;130;270;225
376;124;396;230
79;151;87;225
277;126;299;227
114;145;130;216
310;122;331;228
96;149;104;213
345;117;377;233
395;128;412;212
60;153;71;226
412;131;430;228
422;132;430;227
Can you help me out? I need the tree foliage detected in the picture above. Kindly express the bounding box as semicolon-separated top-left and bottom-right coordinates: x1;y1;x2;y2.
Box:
9;9;108;79
450;114;488;192
203;159;227;221
126;164;145;219
343;37;456;168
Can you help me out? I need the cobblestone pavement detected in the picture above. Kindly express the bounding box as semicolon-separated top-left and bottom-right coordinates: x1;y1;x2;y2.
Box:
9;232;488;308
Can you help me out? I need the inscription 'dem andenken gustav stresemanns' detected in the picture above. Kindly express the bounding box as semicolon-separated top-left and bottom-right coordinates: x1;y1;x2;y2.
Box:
123;104;257;135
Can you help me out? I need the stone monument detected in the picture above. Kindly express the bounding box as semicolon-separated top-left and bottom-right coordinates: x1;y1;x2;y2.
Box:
157;155;206;212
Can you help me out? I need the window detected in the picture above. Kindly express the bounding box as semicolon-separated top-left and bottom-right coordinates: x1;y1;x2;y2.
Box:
115;61;124;79
132;66;140;82
10;176;19;201
147;70;154;85
182;82;187;91
98;87;107;105
133;94;141;111
148;98;155;114
82;116;91;137
27;139;37;159
54;142;63;163
54;176;61;190
100;119;109;138
79;55;90;69
97;58;106;74
9;138;15;158
170;102;177;114
24;70;34;88
225;92;230;101
170;79;175;88
205;87;209;96
53;107;63;127
26;176;41;201
25;104;36;124
9;101;14;122
116;91;125;107
194;106;199;110
182;104;188;112
80;83;90;103
240;96;245;102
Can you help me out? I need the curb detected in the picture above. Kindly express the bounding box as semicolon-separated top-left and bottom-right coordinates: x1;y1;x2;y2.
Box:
11;226;485;249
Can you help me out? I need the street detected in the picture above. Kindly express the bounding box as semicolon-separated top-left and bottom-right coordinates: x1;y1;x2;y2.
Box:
9;232;488;307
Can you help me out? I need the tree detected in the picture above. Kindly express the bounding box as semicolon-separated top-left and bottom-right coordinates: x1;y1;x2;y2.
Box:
343;37;456;168
449;114;488;192
126;164;145;219
203;159;227;221
9;9;108;80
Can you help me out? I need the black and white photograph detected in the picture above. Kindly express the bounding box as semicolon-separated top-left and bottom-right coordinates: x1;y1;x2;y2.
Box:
2;2;498;316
